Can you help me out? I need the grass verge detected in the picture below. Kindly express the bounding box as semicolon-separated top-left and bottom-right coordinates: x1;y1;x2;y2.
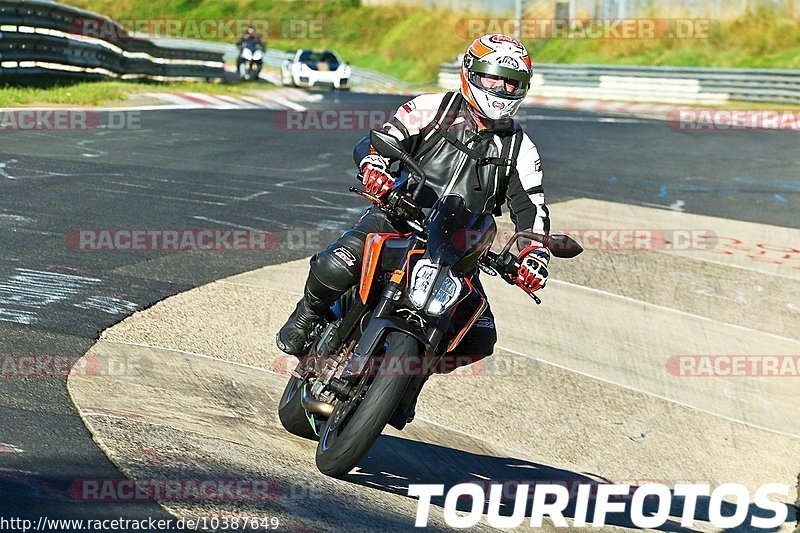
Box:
0;80;264;107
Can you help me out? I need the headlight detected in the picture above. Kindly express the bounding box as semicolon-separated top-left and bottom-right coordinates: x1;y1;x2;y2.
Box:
409;260;437;309
408;259;462;316
426;274;461;316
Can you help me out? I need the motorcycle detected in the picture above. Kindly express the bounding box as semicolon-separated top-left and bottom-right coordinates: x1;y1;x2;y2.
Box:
238;41;264;82
277;130;583;478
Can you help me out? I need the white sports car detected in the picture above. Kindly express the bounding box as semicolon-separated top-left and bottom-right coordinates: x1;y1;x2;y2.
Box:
281;49;351;90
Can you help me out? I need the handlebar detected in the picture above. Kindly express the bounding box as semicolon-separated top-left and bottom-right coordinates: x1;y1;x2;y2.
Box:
349;187;425;231
368;130;428;204
349;187;543;304
481;250;542;305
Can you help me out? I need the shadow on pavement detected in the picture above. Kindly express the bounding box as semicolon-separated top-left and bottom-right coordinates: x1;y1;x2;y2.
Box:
347;435;795;532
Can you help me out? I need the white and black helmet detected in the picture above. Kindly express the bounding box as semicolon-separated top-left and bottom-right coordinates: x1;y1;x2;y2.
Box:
460;34;533;120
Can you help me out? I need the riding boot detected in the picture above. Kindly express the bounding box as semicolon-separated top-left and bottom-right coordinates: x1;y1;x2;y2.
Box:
276;271;344;357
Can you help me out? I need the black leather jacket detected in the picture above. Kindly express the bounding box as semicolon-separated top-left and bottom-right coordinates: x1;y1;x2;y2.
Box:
353;92;549;235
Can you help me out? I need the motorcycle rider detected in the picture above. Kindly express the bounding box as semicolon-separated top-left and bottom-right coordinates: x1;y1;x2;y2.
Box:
237;25;263;48
236;26;264;72
277;34;550;423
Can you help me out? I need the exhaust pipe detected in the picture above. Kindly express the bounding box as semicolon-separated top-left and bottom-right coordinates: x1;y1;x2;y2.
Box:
300;383;334;417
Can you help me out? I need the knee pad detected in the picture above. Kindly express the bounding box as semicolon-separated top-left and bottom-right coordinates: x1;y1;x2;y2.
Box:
309;231;366;294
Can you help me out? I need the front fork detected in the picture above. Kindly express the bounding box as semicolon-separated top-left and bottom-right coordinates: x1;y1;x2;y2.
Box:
341;279;448;381
306;242;450;405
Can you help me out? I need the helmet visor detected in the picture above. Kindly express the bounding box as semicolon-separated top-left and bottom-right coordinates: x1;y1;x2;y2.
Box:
469;71;528;98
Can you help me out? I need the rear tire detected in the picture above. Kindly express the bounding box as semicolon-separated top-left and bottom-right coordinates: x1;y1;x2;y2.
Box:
278;376;319;440
315;332;420;477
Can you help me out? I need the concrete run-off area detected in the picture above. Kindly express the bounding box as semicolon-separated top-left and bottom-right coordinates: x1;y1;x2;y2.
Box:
67;199;800;531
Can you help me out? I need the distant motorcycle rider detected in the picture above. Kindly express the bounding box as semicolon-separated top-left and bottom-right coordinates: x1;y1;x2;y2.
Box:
237;25;263;48
236;26;264;70
277;34;550;416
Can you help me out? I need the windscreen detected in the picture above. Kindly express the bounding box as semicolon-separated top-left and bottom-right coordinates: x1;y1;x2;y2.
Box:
425;195;497;274
298;51;340;68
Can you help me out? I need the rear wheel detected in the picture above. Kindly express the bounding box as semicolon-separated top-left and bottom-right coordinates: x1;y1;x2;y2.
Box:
315;332;420;477
277;376;319;440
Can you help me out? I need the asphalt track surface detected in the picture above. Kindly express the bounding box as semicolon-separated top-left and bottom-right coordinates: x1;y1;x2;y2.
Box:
0;90;797;524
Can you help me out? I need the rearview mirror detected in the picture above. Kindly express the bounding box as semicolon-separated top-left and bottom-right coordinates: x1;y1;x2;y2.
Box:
501;230;583;259
370;130;408;160
548;234;583;259
369;129;429;202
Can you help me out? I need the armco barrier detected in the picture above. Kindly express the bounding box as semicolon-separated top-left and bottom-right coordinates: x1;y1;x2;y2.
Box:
137;37;415;90
439;63;800;104
0;0;224;82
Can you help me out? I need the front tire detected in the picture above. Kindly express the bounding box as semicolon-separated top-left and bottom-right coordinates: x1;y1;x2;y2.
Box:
278;376;319;440
315;332;420;477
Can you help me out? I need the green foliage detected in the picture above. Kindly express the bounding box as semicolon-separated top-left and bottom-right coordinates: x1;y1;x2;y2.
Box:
63;0;800;83
530;5;800;69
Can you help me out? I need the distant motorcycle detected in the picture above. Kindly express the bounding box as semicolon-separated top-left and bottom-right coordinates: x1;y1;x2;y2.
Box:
238;41;263;82
277;130;583;478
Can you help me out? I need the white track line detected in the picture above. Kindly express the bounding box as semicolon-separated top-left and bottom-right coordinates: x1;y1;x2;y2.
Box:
191;216;263;231
182;92;238;109
269;96;306;111
141;92;201;109
550;279;800;345
237;95;280;109
213;94;256;108
101;317;800;443
499;344;800;440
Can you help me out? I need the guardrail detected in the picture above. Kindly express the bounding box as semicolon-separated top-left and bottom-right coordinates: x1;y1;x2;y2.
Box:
439;63;800;105
0;0;423;89
0;0;224;82
142;37;414;89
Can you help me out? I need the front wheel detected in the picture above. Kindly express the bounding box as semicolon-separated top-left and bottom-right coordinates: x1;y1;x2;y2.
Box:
277;376;319;440
315;332;420;477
